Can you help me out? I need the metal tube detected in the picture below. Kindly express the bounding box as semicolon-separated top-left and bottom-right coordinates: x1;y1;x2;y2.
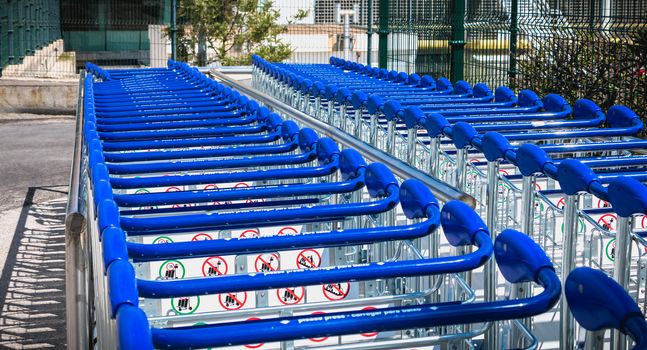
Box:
584;330;605;350
612;215;633;350
354;109;362;137
560;194;579;350
484;161;500;350
386;120;395;155
406;128;416;165
210;70;475;207
367;0;374;65
343;13;351;60
65;70;88;350
516;175;536;346
455;148;467;190
429;137;439;177
171;0;177;61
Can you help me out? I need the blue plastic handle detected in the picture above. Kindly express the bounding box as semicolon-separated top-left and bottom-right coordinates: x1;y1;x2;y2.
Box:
566;267;647;349
146;229;559;349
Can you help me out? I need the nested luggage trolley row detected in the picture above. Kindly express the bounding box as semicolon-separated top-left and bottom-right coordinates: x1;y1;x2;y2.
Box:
250;56;647;350
64;59;647;350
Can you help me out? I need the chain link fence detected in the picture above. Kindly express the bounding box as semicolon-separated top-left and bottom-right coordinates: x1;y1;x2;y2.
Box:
380;0;646;123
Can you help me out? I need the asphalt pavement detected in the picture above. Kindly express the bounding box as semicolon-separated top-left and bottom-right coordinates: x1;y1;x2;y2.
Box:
0;117;73;349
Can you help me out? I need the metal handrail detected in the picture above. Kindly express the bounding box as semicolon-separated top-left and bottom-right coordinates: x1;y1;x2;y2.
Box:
210;69;475;207
65;69;89;350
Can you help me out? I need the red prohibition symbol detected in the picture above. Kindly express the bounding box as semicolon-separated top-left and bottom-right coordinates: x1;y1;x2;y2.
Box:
598;213;617;231
360;306;379;337
166;186;195;208
218;292;247;310
278;226;298;235
192;233;212;241
254;253;280;272
557;197;565;209
235;182;266;203
201;256;228;277
244;317;264;349
239;229;260;239
309;311;329;342
203;184;223;205
322;282;350;301
296;249;322;269
276;286;305;305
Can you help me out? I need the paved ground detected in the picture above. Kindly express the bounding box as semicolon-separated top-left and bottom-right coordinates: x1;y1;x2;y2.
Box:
0;117;74;349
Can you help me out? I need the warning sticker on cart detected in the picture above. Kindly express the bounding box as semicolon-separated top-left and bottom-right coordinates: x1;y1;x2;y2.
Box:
239;229;260;239
604;238;647;266
244;317;265;349
276;287;305;305
192;232;213;241
296;249;322;269
277;226;299;235
597;214;617;232
219;292;248;310
202;256;228;276
159;260;185;279
322;282;350;301
153;235;174;244
254;253;280;272
171;295;200;315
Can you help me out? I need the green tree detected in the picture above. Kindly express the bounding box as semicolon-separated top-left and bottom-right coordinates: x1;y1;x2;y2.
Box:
174;0;307;65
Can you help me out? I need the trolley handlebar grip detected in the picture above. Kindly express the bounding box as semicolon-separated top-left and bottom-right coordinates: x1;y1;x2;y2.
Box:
422;112;451;138
608;177;647;217
516;143;553;177
383;100;402;121
481;131;514;162
366;94;384;114
440;200;489;247
557;159;604;198
495;229;554;284
451;122;479;149
566;267;647;349
403;106;425;129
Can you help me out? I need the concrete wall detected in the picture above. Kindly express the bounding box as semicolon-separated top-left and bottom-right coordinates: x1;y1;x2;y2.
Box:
0;78;78;115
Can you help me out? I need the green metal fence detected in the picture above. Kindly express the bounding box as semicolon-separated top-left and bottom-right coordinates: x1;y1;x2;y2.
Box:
379;0;647;119
60;0;171;67
0;0;62;76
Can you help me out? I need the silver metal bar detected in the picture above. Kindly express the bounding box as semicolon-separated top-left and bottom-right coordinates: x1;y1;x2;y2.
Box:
484;161;500;350
65;70;89;350
612;215;633;350
211;70;475;207
560;194;579;350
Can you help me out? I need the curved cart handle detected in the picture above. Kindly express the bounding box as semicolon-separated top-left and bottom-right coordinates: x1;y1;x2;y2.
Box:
141;229;559;349
134;199;492;299
123;179;439;262
566;267;647;349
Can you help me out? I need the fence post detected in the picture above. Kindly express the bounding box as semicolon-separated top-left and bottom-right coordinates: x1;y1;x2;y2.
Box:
8;0;14;64
508;0;518;88
171;0;177;61
449;0;465;82
366;0;373;66
377;0;389;69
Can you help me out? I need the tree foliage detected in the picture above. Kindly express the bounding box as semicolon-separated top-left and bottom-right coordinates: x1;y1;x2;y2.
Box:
518;29;647;129
174;0;307;65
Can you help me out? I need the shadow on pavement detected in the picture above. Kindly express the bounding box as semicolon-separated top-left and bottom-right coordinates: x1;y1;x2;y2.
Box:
0;186;67;349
